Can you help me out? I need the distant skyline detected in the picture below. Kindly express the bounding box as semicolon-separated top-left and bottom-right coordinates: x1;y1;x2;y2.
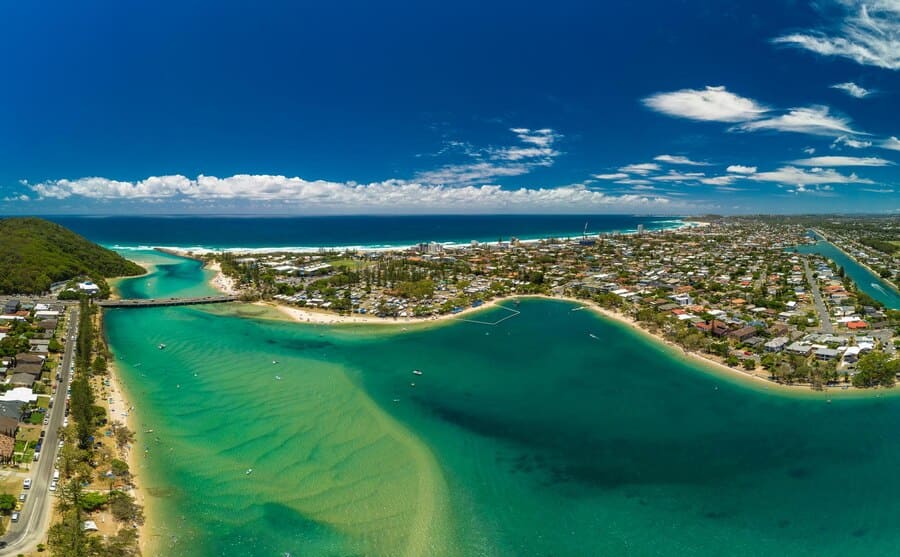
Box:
1;0;898;215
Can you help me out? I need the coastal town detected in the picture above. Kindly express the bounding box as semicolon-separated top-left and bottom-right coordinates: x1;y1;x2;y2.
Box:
0;215;897;555
203;217;899;390
0;294;142;556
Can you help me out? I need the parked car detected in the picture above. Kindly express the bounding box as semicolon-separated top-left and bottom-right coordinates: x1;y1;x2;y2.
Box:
23;478;31;489
11;511;19;522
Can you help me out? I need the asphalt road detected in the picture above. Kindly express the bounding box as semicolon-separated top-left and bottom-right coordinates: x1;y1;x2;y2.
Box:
802;256;834;334
0;306;78;555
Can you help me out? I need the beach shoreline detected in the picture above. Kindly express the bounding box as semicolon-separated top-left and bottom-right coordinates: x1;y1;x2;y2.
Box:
207;260;239;296
247;291;880;397
103;358;154;555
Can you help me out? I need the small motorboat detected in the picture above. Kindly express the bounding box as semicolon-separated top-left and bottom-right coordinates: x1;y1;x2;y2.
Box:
275;375;282;380
589;333;598;339
412;370;423;376
158;343;166;350
246;468;253;475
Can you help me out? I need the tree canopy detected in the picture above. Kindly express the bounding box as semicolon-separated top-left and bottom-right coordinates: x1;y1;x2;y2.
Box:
0;217;144;295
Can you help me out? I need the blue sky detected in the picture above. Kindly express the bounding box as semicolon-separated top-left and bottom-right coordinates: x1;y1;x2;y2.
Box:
1;0;898;214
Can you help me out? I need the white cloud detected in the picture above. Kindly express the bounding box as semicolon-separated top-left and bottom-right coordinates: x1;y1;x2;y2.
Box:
700;175;740;186
790;155;893;166
861;188;896;193
613;178;654;186
726;165;758;174
773;1;900;70
416;127;562;185
788;184;838;196
653;154;710;166
747;166;874;186
881;136;900;151
734;106;861;137
830;81;872;98
651;170;706;182
803;147;816;155
24;175;682;212
642;86;768;122
618;163;661;175
592;172;629;180
832;135;872;149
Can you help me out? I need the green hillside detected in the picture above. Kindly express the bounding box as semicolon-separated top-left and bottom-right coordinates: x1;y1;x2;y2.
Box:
0;217;145;295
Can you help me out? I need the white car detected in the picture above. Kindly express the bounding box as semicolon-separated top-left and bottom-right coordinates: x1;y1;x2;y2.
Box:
49;480;58;492
22;478;31;489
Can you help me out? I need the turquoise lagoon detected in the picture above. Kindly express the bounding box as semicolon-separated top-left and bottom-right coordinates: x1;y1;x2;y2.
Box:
104;251;900;556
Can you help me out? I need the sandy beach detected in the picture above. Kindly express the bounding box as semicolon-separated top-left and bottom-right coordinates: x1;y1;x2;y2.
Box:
206;261;239;295
255;296;509;326
252;288;871;395
196;250;876;396
104;361;153;554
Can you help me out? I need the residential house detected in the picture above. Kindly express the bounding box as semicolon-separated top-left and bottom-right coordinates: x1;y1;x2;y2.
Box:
764;337;789;353
727;326;758;342
0;415;17;437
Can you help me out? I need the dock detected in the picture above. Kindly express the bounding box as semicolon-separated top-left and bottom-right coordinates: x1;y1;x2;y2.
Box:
97;295;238;308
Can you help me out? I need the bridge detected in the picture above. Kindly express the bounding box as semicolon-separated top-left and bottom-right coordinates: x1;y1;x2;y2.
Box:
97;295;238;308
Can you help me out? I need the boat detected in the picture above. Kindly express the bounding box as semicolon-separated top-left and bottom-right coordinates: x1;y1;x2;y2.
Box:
275;375;282;380
272;360;278;365
412;370;423;376
245;468;253;475
589;333;598;339
158;343;166;350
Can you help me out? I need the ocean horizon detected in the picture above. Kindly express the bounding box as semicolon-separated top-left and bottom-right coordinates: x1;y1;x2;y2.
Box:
41;214;689;252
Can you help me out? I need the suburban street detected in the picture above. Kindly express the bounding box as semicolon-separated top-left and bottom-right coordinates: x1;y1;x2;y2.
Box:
802;256;834;334
0;306;78;555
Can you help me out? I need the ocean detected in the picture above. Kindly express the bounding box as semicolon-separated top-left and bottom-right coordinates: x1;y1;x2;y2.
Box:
103;250;900;557
44;214;685;252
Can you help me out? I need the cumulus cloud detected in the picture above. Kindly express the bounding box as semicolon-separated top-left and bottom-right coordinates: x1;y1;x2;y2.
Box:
592;172;630;180
830;81;872;98
733;106;861;137
832;135;872;149
773;1;900;70
618;163;661;175
653;154;710;166
790;155;893;166
881;136;900;151
726;165;758;174
700;175;739;186
746;166;874;186
23;175;680;212
641;86;768;122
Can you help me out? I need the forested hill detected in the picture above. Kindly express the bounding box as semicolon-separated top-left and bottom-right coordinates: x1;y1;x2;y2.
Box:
0;217;145;295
